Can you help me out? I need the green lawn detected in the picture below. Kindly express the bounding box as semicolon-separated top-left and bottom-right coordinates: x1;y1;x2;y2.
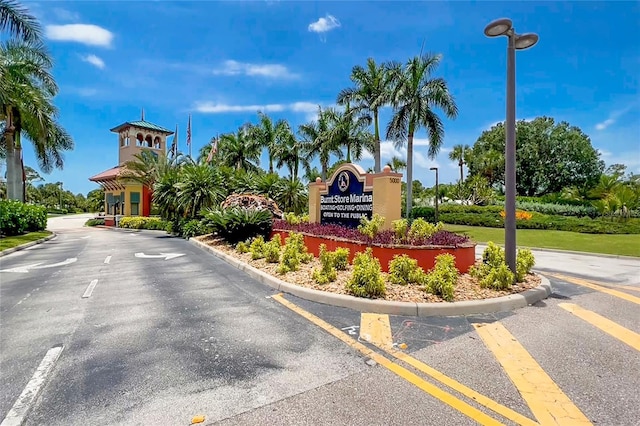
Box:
444;224;640;258
0;231;52;251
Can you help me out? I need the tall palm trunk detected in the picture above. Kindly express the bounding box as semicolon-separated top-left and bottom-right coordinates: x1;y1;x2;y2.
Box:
4;109;24;201
459;160;464;182
268;155;274;174
321;162;328;181
346;145;351;162
405;133;414;218
373;110;381;173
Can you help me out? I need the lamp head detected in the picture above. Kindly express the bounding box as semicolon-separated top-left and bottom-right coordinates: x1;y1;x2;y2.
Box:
515;33;539;50
484;18;513;37
430;167;438;171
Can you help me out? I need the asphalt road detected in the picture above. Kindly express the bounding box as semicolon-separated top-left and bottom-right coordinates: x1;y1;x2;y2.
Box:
1;215;638;425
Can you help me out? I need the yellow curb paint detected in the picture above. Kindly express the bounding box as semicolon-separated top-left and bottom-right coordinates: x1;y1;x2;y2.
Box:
376;344;539;426
272;294;503;426
547;273;640;305
474;322;592;426
360;313;394;348
558;303;640;352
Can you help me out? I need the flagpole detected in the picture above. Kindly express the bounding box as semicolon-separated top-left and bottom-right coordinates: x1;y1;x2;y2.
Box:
188;114;192;159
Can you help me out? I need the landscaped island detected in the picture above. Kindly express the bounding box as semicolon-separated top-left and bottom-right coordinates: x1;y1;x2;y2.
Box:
197;212;540;303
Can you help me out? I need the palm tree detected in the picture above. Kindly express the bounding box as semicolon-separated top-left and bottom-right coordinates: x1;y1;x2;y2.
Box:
0;0;42;43
250;112;289;174
331;101;374;163
275;123;310;181
449;144;470;182
386;156;407;174
337;58;392;173
299;107;343;181
175;163;224;218
218;125;261;171
386;54;458;217
1;39;73;201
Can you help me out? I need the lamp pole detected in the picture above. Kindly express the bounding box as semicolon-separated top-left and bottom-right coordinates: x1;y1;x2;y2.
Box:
58;182;63;210
484;18;538;276
430;167;439;222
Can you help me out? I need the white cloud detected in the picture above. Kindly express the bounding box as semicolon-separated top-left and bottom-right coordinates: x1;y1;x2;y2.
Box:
45;24;114;47
308;14;341;38
53;7;80;22
193;101;326;115
82;54;105;69
212;60;298;79
595;105;636;131
363;140;438;170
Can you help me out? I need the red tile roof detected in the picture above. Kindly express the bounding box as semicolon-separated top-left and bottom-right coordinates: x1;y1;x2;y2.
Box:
89;166;121;181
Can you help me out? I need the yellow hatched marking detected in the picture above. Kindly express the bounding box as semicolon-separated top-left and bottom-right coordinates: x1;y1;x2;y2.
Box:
361;313;537;425
559;303;640;352
359;313;394;348
547;273;640;305
271;295;503;425
474;322;592;425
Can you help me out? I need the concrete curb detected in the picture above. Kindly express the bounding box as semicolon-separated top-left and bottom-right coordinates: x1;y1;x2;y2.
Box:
0;232;57;258
189;238;552;317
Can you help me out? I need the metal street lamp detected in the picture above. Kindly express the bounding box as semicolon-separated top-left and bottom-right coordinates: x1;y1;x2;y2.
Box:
430;167;439;222
484;18;538;276
58;182;63;210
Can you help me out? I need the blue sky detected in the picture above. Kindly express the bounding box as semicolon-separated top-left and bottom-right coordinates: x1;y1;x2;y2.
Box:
10;0;640;195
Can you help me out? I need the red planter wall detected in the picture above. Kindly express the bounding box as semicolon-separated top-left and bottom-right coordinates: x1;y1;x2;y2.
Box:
271;230;476;273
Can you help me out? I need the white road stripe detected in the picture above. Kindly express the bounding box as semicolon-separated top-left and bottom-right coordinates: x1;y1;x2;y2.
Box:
104;256;112;264
82;279;99;298
1;345;64;426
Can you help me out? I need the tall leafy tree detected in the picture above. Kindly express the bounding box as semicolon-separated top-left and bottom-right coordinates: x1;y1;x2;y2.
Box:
386;54;458;217
274;123;310;181
467;117;604;196
337;58;392;173
386;156;407;174
449;144;470;182
331;101;374;163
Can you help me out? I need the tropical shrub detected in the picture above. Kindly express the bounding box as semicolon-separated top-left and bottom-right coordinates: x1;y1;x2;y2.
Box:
236;241;250;253
388;254;424;285
392;219;409;241
333;247;350;270
181;219;211;239
410;206;436;222
277;232;312;274
346;248;386;298
312;244;338;284
85;218;105;227
263;234;282;263
250;236;266;260
0;200;47;236
424;253;458;302
358;214;385;239
408;218;443;241
515;248;535;282
203;207;273;244
469;242;535;290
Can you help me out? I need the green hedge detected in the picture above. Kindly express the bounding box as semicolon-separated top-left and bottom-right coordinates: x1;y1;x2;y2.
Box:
431;205;640;234
85;218;105;226
0;200;48;236
118;216;168;230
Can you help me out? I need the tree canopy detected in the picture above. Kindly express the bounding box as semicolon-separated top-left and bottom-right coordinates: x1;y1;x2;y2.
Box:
467;117;604;196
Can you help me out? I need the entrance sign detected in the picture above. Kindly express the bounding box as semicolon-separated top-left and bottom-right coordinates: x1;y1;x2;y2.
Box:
320;168;373;228
309;163;401;230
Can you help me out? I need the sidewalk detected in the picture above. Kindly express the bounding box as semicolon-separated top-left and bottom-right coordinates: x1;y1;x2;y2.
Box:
475;244;640;286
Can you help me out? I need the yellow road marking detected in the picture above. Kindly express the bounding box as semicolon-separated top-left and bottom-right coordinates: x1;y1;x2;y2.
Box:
360;313;537;425
271;295;503;425
547;273;640;305
474;322;592;425
360;313;394;348
558;303;640;352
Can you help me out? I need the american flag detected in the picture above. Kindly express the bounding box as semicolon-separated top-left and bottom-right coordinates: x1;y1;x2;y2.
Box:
186;115;192;146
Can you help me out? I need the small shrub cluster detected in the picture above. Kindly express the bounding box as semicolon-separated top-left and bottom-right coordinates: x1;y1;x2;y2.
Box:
181;219;212;239
85;218;105;227
263;234;282;263
284;212;309;225
250;236;266;259
410;206;436;222
346;248;386;298
0;200;47;236
357;214;386;239
388;254;424;285
407;218;444;242
118;216;168;230
277;232;313;274
203;207;273;244
312;244;338;284
470;242;535;289
423;254;458;302
236;240;250;253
